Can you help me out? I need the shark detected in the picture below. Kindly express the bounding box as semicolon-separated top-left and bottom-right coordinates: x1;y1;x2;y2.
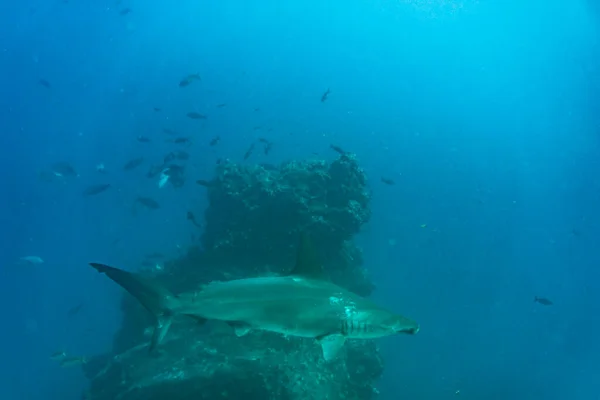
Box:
90;234;419;361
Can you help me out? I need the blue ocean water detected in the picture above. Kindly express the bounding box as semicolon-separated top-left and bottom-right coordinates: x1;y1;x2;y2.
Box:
1;0;599;398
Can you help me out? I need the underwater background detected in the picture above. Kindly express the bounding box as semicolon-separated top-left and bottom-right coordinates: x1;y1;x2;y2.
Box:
1;0;599;399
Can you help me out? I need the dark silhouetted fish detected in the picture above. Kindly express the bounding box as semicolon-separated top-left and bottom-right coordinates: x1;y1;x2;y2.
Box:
136;136;151;143
321;88;331;102
51;162;77;177
153;107;161;112
123;157;144;171
186;112;207;120
163;152;176;164
330;144;346;155
243;143;255;160
259;138;273;155
187;211;201;228
179;73;201;87
147;164;163;178
209;136;220;146
83;184;111;196
196;179;216;188
164;164;185;188
135;196;160;210
381;177;395;185
264;142;273;155
216;103;227;108
119;8;131;15
38;79;51;89
169;137;191;145
67;303;84;318
534;296;553;306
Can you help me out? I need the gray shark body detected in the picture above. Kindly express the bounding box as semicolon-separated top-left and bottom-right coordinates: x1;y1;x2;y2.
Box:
90;235;419;360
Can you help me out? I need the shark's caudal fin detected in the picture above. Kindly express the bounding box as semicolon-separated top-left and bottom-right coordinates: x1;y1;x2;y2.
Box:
89;263;180;352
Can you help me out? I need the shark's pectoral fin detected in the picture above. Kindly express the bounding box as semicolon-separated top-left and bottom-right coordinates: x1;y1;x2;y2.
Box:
149;315;173;353
234;325;251;337
318;334;346;361
227;321;252;337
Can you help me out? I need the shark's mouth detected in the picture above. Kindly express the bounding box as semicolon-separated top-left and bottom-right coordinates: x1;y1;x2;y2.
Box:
398;325;420;335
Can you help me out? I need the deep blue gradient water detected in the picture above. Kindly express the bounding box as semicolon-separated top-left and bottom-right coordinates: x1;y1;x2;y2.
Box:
1;0;599;399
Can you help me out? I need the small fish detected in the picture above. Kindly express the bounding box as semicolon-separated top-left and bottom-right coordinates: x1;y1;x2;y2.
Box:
209;136;220;146
96;163;106;173
158;170;170;188
186;112;207;120
196;179;215;188
381;177;395;185
51;162;77;177
67;303;84;318
135;196;160;210
330;144;346;155
83;184;111;196
153;107;161;112
123;157;144;171
60;356;87;368
243;143;255;161
264;142;273;155
19;256;44;265
163;152;176;164
38;79;51;89
321;88;331;102
259;138;273;155
136;135;151;143
50;350;67;360
169;137;192;145
147;164;164;178
119;8;131;15
179;73;201;87
163;164;186;188
187;211;202;228
216;103;227;108
534;296;553;306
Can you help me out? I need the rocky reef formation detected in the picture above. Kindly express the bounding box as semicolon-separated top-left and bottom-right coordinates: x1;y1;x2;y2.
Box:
83;154;382;400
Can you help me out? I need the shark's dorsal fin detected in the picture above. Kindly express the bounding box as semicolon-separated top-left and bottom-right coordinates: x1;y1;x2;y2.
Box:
288;233;326;280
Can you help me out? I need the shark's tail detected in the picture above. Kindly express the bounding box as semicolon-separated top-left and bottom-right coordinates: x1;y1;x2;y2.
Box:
90;263;180;352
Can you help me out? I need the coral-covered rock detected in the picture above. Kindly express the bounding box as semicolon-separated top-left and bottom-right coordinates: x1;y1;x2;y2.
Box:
83;154;382;400
85;325;383;400
201;154;371;267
